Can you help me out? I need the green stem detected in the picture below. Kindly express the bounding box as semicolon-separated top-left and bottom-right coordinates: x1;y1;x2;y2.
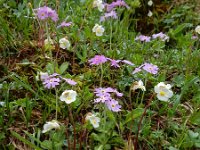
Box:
55;88;58;120
110;20;112;51
100;64;103;87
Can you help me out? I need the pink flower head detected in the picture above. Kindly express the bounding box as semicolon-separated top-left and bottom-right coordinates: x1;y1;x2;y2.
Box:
43;77;61;89
94;95;111;103
122;60;134;66
142;63;159;74
57;21;72;28
152;32;169;41
132;67;142;74
106;0;130;12
35;6;58;22
88;55;107;65
63;78;77;86
105;99;121;112
107;58;121;68
100;10;118;22
135;35;151;42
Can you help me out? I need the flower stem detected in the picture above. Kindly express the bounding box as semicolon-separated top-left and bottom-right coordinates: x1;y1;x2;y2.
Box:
55;88;58;120
100;63;103;87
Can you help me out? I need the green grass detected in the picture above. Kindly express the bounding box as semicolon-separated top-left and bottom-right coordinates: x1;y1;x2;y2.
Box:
0;0;200;149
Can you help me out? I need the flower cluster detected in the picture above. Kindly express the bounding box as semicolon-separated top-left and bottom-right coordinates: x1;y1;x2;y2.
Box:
100;10;118;22
152;32;169;41
135;35;151;42
105;0;130;12
94;87;123;112
88;55;134;67
132;63;159;75
85;113;100;128
35;6;58;22
135;32;169;42
39;73;77;89
154;82;173;102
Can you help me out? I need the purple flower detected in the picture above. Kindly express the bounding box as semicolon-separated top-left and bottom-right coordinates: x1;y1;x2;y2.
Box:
35;6;58;22
132;67;142;74
152;32;169;41
63;78;77;86
142;63;159;74
94;95;111;103
94;87;112;97
43;77;61;89
121;60;134;66
105;99;121;112
192;35;198;40
57;21;72;28
105;0;130;12
100;10;118;22
88;55;108;65
135;35;151;42
107;58;121;68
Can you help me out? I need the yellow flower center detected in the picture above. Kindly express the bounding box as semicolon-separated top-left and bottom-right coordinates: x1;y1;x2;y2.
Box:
160;91;166;96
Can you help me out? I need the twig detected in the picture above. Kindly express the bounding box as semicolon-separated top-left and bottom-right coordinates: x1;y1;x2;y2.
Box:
134;94;155;150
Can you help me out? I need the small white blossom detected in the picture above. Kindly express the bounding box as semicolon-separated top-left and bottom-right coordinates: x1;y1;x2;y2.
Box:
44;38;54;46
154;82;173;102
148;0;153;6
0;102;5;107
59;38;71;49
132;80;146;91
42;120;60;133
86;113;100;128
147;10;153;17
93;0;104;12
195;25;200;34
60;90;77;104
92;24;105;36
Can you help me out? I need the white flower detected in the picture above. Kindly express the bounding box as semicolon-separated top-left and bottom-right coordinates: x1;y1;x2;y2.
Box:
36;72;48;81
148;0;153;6
147;10;153;17
59;38;71;49
132;80;146;91
44;38;54;46
154;82;173;102
0;102;5;107
86;113;100;128
60;90;77;104
195;25;200;34
93;0;104;12
42;120;60;133
92;24;105;36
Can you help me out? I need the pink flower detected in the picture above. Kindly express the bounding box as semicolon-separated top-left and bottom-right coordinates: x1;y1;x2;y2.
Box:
100;10;118;22
57;21;72;28
122;60;134;66
105;0;130;12
142;63;159;74
152;32;169;41
135;35;151;42
107;58;121;68
35;6;58;22
43;77;61;89
63;78;77;86
88;55;108;65
105;99;121;112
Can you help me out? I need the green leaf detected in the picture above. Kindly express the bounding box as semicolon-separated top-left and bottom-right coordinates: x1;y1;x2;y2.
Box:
11;131;42;150
124;108;144;125
59;62;69;74
190;111;200;125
